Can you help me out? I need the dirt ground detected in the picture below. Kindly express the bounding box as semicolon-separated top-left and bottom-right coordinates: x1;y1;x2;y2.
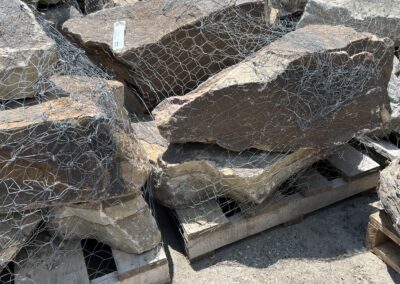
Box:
156;191;400;284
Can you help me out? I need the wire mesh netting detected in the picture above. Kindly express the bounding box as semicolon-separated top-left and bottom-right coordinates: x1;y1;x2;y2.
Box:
0;0;399;282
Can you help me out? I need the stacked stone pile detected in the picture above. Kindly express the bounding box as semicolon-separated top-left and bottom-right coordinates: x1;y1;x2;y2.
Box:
0;0;161;270
0;0;400;280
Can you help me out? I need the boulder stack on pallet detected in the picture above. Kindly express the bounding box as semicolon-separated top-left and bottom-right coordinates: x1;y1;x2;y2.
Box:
2;0;400;282
61;0;398;263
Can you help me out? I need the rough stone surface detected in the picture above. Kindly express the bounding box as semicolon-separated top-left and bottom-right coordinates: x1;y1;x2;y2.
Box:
0;0;58;100
265;0;307;25
41;4;81;30
49;195;161;254
0;211;42;270
153;25;393;152
62;0;274;110
297;0;400;46
132;119;323;208
0;77;150;212
378;158;400;235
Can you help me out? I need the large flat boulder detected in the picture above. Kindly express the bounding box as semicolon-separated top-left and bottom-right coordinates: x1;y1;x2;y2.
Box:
132;119;322;208
48;195;161;254
153;25;394;152
0;0;58;100
62;0;279;109
0;76;150;212
297;0;400;46
378;158;400;235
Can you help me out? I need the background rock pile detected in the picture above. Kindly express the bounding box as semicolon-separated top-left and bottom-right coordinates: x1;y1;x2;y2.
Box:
0;0;399;281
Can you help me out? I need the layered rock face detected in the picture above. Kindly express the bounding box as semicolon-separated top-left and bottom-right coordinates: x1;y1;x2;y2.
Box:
132;119;322;208
297;0;400;46
0;0;58;100
0;76;150;211
62;0;275;109
378;158;400;235
153;25;394;152
48;195;161;254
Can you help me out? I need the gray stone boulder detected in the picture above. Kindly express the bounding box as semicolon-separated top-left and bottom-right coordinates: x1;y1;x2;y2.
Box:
41;4;81;30
297;0;400;46
153;25;393;152
378;158;400;235
0;76;150;212
48;195;161;254
62;0;277;109
132;119;323;208
0;0;58;100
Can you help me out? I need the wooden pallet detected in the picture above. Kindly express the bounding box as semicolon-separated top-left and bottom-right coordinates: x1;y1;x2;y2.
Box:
366;211;400;274
174;145;380;261
14;239;170;284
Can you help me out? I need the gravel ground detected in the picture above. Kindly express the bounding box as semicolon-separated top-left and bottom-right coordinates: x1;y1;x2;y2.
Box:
156;191;400;284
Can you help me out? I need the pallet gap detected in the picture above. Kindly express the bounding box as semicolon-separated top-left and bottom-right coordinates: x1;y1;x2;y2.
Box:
312;160;341;181
217;197;241;218
81;238;117;281
0;261;14;284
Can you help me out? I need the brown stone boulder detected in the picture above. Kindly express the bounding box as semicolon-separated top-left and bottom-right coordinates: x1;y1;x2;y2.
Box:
378;158;400;235
62;0;276;109
0;0;58;100
48;195;161;254
153;25;394;152
132;119;323;208
0;76;150;212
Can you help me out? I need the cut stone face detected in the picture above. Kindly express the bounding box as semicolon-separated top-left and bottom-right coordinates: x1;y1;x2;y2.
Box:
62;0;279;109
48;195;161;254
378;158;400;235
153;25;394;152
0;76;150;212
297;0;400;46
132;119;322;208
0;0;58;100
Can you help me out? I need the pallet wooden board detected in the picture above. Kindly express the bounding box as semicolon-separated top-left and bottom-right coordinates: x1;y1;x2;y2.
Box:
358;135;400;162
366;211;400;274
15;240;170;284
174;146;380;261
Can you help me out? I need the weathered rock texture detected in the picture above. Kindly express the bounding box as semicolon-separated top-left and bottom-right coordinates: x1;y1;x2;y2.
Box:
132;119;323;208
41;4;81;30
265;0;307;25
62;0;275;109
297;0;400;46
0;0;58;100
0;211;42;270
0;77;149;212
49;195;161;254
378;158;400;235
153;25;394;152
80;0;140;13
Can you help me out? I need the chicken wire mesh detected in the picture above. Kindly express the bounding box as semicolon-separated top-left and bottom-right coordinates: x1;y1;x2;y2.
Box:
0;0;399;282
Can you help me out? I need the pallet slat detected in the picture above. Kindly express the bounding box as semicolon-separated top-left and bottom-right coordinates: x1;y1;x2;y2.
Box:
327;145;380;180
112;245;169;283
15;240;90;284
359;136;400;161
366;211;400;274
